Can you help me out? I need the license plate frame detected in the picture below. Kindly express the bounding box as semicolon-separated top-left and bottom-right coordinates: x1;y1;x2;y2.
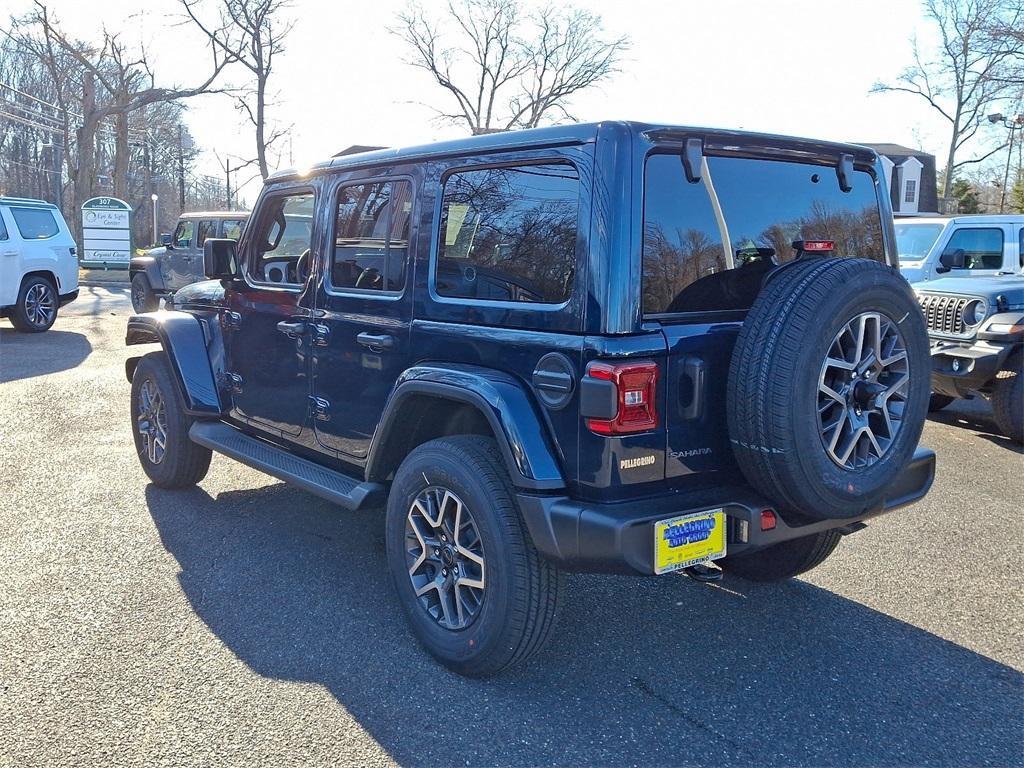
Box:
653;508;727;575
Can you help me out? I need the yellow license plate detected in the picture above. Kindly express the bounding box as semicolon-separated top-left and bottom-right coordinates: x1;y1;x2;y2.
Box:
654;509;727;575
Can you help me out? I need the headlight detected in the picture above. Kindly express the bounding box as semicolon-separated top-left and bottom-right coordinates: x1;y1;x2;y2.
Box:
963;298;988;326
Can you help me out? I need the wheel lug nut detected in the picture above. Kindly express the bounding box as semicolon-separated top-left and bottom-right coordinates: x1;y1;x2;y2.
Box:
434;548;440;556
442;568;448;576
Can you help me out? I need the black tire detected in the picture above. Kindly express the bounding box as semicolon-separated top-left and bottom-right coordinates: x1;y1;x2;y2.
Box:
991;352;1023;444
728;258;931;521
928;393;955;412
130;351;212;488
385;436;563;677
131;273;159;313
9;274;58;332
720;530;842;582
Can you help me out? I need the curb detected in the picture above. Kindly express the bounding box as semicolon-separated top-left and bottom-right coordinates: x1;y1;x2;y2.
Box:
79;280;130;289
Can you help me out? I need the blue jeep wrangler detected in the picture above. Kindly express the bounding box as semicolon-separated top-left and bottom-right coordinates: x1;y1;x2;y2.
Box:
125;122;935;676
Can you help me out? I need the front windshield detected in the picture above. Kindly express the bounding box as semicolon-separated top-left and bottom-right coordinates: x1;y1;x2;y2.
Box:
895;223;943;262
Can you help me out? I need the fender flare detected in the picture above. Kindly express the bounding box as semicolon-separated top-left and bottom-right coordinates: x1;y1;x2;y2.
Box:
125;311;223;416
366;364;565;491
129;255;168;292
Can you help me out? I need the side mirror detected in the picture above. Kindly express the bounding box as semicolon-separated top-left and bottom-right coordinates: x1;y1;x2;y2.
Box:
204;238;238;279
160;233;173;247
937;248;966;273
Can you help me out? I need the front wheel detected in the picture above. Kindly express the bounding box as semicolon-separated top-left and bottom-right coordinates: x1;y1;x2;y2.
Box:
131;273;160;313
385;436;563;677
719;530;842;582
10;275;58;332
130;351;212;488
991;353;1022;444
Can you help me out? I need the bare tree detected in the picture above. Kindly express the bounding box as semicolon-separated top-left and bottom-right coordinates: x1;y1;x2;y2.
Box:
873;0;1024;198
393;0;628;135
182;0;294;179
8;1;233;243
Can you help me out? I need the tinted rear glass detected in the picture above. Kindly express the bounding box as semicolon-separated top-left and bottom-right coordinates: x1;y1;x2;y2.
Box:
643;154;884;315
11;207;59;239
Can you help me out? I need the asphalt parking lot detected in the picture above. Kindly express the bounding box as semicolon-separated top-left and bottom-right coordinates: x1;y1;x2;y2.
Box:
1;285;1022;768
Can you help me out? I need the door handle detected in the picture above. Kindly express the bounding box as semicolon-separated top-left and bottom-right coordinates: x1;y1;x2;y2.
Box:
276;320;307;338
1;250;17;257
357;332;395;351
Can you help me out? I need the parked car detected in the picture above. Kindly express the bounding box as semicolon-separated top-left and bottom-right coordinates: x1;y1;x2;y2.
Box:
125;122;936;676
129;211;248;312
917;272;1024;442
895;214;1023;284
0;196;78;333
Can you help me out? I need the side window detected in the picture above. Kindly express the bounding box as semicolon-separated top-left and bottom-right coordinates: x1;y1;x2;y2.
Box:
331;180;412;293
436;162;579;304
196;220;216;248
0;210;8;241
173;220;194;248
222;219;245;240
944;228;1004;270
247;192;314;286
11;207;59;239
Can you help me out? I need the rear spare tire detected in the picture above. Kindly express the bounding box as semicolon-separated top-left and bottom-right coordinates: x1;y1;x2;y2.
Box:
727;257;930;521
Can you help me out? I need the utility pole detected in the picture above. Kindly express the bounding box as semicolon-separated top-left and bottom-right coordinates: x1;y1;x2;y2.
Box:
989;113;1024;214
226;157;232;209
143;141;154;244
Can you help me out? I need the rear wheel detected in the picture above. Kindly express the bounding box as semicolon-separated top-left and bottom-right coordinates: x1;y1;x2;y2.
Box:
10;275;58;332
991;353;1022;444
131;273;159;313
720;530;842;582
928;393;955;412
385;436;563;677
130;351;212;488
727;258;931;521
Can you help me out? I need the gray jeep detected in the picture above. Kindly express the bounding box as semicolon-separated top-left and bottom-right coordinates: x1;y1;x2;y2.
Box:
129;211;248;312
916;273;1024;443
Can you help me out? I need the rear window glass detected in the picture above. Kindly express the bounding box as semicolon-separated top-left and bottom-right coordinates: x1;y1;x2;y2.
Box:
0;212;8;240
436;162;579;304
222;219;245;240
11;207;59;239
642;154;884;315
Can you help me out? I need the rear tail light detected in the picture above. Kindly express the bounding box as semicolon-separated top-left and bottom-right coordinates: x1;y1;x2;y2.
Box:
792;239;835;254
585;361;659;435
760;509;777;531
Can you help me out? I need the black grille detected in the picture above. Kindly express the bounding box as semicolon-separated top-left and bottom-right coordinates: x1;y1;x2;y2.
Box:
917;293;971;335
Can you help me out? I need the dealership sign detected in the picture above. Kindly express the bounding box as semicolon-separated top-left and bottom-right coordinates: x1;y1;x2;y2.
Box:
81;197;132;268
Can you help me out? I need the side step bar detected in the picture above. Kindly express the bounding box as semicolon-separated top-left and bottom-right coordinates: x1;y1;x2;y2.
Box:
189;421;386;511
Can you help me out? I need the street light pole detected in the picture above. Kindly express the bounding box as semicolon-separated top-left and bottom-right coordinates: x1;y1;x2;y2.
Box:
989;113;1024;214
151;193;158;247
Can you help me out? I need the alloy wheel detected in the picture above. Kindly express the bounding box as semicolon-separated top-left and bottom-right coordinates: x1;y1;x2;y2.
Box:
24;282;56;327
817;311;910;470
137;379;168;465
405;487;486;630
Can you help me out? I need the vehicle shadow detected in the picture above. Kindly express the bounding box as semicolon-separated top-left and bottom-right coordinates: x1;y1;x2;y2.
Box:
145;483;1024;768
929;398;1023;453
0;328;93;382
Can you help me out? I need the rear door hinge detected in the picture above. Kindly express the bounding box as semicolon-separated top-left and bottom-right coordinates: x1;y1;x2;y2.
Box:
224;372;243;393
223;310;242;330
309;396;331;421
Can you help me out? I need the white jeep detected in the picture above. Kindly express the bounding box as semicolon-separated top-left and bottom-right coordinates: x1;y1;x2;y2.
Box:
0;196;79;333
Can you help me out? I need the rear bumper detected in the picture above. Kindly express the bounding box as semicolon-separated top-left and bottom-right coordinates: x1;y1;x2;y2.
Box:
517;448;936;575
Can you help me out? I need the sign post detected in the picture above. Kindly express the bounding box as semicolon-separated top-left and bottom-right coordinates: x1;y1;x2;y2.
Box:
81;197;132;269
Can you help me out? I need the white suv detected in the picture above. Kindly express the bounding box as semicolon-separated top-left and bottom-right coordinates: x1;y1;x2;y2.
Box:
0;196;79;332
895;215;1024;284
